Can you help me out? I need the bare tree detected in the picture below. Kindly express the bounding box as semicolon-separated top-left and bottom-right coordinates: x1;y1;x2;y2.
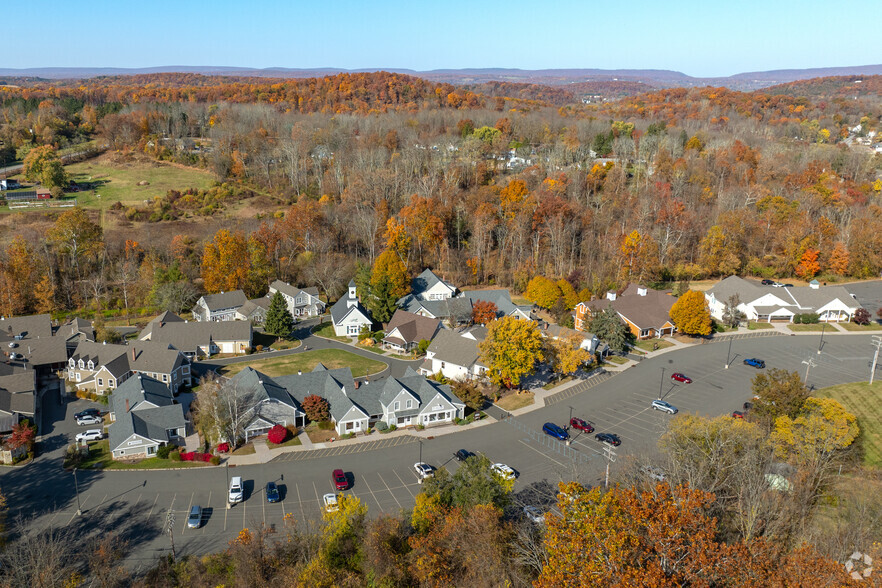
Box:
0;517;79;587
193;372;258;446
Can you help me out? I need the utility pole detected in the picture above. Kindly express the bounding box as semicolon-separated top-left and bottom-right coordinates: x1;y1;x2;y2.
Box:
725;337;733;368
166;510;177;562
603;444;617;488
870;336;882;385
801;358;817;386
72;468;82;516
818;323;827;355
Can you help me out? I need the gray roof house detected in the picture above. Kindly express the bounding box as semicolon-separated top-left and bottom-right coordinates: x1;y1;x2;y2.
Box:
382;309;442;353
0;363;37;432
268;280;326;318
139;313;253;357
68;340;191;394
191;290;248;322
225;363;465;437
705;276;861;323
398;285;532;325
330;281;374;337
410;269;457;301
107;374;187;460
0;314;53;340
420;326;489;381
235;296;272;323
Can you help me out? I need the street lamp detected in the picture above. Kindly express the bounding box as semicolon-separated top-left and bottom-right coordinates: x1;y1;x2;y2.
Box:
725;337;733;369
72;467;82;516
818;323;827;355
418;439;423;464
658;367;666;399
568;405;574;424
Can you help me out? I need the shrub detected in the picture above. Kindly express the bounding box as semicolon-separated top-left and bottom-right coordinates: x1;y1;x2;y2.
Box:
318;420;335;430
341;432;355;440
217;442;230;453
267;424;288;444
156;445;171;459
375;421;388;431
388;424;397;432
416;424;425;430
854;307;871;325
209;456;221;466
802;313;819;324
303;394;331;422
169;450;182;461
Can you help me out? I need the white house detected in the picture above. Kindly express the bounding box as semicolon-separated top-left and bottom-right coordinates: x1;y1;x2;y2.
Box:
191;290;248;322
420;326;488;381
267;280;326;318
330;280;374;337
705;276;860;323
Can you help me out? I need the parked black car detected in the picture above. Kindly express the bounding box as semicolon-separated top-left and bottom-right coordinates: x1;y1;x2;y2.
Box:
454;449;474;462
595;433;621;447
760;279;775;285
74;408;101;420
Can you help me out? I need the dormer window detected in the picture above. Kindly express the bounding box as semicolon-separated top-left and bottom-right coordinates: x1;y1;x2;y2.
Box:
68;358;75;367
87;361;94;370
78;360;84;369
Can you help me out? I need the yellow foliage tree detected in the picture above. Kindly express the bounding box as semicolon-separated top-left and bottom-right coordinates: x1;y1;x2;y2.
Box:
524;275;561;309
479;317;545;388
771;397;859;463
670;289;713;336
546;334;594;376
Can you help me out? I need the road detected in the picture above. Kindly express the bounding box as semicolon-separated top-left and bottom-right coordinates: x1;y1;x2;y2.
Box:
1;332;876;570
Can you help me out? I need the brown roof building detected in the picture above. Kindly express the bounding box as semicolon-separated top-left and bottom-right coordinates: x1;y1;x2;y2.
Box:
382;309;442;354
575;284;676;340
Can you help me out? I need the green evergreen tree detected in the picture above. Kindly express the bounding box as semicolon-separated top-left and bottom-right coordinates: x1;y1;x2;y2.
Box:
367;274;398;324
264;291;294;336
589;306;632;352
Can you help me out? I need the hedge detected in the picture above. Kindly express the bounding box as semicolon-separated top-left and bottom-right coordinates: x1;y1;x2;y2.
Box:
179;451;212;462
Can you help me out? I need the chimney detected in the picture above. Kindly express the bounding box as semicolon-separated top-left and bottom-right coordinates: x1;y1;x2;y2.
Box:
355;380;360;389
297;370;302;375
544;322;549;330
126;398;130;412
159;321;164;328
102;340;106;345
606;291;617;301
637;287;647;297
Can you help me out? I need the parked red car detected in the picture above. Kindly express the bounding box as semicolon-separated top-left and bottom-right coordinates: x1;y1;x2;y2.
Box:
670;373;692;384
333;468;348;490
569;417;594;434
732;411;745;419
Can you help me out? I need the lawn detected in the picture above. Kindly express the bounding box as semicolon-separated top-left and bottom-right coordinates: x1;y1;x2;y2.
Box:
816;381;882;468
231;443;256;456
356;342;387;355
634;339;674;352
747;322;775;330
252;331;301;351
220;349;386;378
63;157;214;210
311;322;351;342
267;435;302;449
76;440;210;470
604;355;629;365
543;376;575;390
787;323;825;332
838;322;882;332
305;424;339;443
496;391;536;411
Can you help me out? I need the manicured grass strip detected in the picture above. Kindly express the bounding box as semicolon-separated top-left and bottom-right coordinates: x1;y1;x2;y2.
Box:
747;322;775;330
311;322;350;342
787;324;825;332
816;381;882;468
221;348;386;379
496;391;535;411
634;339;675;352
77;440;210;470
838;322;882;331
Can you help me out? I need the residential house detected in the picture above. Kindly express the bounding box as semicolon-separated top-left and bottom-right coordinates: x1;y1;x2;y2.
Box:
67;340;190;394
420;326;489;381
268;280;326;318
462;290;533;321
330;280;374;337
107;375;188;460
704;276;860;323
0;362;37;432
0;179;20;191
138;312;253;357
575;284;676;340
60;317;95;346
382;309;441;354
191;290;248;322
410;269;457;301
234;296;271;324
0;314;53;340
542;322;608;357
227;364;465;438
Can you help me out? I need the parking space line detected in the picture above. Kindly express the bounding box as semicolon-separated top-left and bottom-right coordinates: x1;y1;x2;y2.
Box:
296;483;305;521
377;473;402;510
518;439;567;467
312;481;321;513
359;475;385;513
181;492;194;535
392;470;416;498
223;501;228;532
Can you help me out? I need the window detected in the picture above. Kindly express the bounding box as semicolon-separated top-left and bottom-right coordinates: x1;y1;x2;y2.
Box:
394;401;400;411
78;360;84;369
87;361;94;370
98;378;103;387
441;362;446;369
147;446;156;455
108;380;115;389
75;373;81;382
406;399;412;409
346;421;354;431
183;366;190;375
163;374;169;382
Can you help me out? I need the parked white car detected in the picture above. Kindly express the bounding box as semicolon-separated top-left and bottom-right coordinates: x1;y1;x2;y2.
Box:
323;493;339;512
651;399;678;414
491;463;517;480
228;476;244;504
187;505;203;529
75;429;103;443
76;415;102;426
413;462;435;483
523;505;545;524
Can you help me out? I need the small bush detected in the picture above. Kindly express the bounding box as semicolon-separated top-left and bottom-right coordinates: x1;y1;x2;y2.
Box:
375;421;388;431
217;442;230;453
365;428;373;435
318;420;335;431
209;456;221;466
156;445;171;459
388;424;397;432
416;424;425;430
169;450;182;461
267;424;288;444
341;432;355;440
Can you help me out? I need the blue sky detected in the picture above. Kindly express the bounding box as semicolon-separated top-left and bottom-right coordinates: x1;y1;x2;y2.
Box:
7;0;878;77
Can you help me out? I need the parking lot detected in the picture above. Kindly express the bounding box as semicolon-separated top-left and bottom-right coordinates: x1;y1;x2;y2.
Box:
6;333;878;566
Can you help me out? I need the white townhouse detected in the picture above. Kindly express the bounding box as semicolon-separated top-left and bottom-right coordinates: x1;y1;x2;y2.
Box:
267;280;326;318
420;326;489;381
330;281;374;337
191;290;248;322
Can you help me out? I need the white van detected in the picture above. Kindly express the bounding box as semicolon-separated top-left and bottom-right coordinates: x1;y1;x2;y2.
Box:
228;476;244;504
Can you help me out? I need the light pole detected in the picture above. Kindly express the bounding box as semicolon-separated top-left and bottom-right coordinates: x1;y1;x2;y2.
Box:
802;358;817;386
818;323;827;355
658;367;666;399
418;439;423;464
72;467;82;516
725;337;733;369
870;336;882;385
225;462;230;509
568;405;574;425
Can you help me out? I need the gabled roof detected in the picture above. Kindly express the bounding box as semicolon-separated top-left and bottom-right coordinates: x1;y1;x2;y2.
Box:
0;314;52;339
425;329;485;371
237;297;271;318
108;375;186;452
139;318;252;350
71;340;185;377
411;269;456;298
15;335;69;367
62;317;95;342
269;280;322;302
383;309;441;345
583;285;675;330
707;276;860;313
200;290;247;311
397;295;474;323
330;291;373;326
462;290;532;319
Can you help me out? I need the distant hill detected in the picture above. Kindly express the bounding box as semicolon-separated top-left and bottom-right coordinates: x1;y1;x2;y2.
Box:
2;64;882;92
761;75;882;98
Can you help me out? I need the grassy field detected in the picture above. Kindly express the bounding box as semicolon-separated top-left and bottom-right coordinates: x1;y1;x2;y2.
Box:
64;158;214;210
634;339;675;352
496;391;535;411
816;381;882;468
311;323;351;342
220;349;386;378
604;355;629;365
77;440;211;470
747;322;775;330
787;323;825;332
839;322;882;332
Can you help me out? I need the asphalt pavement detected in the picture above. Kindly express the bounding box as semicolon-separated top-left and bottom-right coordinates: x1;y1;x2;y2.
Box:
1;332;877;570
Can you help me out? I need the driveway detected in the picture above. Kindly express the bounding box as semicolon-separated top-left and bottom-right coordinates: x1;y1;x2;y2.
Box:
2;333;876;570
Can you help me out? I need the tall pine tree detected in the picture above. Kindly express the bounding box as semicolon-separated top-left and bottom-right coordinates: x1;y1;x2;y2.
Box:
264;291;294;336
